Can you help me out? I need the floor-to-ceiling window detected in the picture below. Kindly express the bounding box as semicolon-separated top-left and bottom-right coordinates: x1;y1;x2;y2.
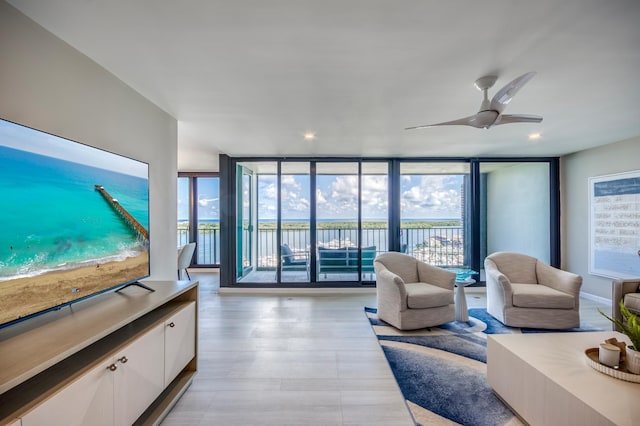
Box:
219;156;559;287
316;162;360;282
361;162;389;280
280;162;311;283
177;173;220;267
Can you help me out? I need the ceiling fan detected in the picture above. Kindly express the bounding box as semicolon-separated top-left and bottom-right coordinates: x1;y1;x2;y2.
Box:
406;71;543;130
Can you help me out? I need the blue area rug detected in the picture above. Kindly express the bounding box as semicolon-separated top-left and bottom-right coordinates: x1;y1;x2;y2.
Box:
365;307;602;426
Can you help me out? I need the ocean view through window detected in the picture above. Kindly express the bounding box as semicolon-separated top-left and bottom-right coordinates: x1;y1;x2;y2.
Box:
229;160;470;284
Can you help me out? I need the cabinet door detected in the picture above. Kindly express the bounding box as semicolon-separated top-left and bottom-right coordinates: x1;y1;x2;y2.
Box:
21;359;114;426
164;302;196;387
113;323;164;426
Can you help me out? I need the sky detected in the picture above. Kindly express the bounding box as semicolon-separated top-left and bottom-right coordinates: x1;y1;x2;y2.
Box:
178;177;220;221
178;173;464;221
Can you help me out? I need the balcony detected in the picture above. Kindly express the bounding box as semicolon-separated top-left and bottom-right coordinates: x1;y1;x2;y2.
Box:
177;223;220;265
179;223;466;280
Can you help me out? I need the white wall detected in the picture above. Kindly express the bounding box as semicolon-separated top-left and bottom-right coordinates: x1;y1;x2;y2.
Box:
562;136;640;300
486;162;550;262
0;1;178;280
177;122;220;172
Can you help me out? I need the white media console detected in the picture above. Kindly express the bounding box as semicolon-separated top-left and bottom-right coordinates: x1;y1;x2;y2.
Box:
0;280;198;426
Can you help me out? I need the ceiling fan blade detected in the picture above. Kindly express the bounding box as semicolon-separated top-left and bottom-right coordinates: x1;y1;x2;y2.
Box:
490;71;537;113
494;114;543;125
405;115;480;130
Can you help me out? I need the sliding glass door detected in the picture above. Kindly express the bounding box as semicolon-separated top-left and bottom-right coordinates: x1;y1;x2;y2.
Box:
361;162;389;280
315;162;360;282
400;162;470;268
237;164;255;280
280;162;310;282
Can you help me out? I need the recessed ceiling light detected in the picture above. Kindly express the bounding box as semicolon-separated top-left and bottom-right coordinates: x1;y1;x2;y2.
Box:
528;132;542;141
303;132;316;141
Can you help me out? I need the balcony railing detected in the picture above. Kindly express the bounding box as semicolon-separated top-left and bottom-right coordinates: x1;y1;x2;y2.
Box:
258;225;465;269
178;224;465;269
178;225;220;265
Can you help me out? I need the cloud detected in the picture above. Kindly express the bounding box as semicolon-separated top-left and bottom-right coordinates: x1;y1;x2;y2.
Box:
255;172;462;220
362;176;388;218
401;175;462;218
281;175;301;190
198;197;219;207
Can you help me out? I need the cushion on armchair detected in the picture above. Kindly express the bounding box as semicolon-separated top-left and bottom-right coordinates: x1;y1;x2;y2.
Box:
405;283;454;309
487;252;538;284
381;253;420;284
511;284;575;309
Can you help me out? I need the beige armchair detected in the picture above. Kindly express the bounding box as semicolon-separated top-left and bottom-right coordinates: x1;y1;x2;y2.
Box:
485;252;582;329
374;252;456;330
612;278;640;331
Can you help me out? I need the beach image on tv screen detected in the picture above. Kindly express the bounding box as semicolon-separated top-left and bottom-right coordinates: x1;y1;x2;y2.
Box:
0;119;149;327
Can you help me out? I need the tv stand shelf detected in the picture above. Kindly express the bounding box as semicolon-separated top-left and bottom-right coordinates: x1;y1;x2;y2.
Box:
0;280;198;425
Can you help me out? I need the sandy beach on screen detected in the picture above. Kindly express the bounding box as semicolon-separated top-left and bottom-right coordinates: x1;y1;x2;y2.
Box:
0;252;149;325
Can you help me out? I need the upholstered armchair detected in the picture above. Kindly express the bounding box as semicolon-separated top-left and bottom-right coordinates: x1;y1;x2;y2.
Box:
612;278;640;331
485;252;582;329
374;252;456;330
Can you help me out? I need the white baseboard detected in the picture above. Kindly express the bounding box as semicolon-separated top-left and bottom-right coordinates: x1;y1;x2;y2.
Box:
580;291;611;306
188;268;219;273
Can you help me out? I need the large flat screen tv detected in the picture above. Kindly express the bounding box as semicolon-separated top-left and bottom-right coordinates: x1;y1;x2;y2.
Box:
0;118;150;328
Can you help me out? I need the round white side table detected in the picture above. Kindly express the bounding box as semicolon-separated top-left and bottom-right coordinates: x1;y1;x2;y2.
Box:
454;277;475;322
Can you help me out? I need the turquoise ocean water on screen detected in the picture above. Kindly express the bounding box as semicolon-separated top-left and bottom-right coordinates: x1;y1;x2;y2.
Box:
0;145;149;280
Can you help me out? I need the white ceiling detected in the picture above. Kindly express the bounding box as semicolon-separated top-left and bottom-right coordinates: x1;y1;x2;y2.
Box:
9;0;640;168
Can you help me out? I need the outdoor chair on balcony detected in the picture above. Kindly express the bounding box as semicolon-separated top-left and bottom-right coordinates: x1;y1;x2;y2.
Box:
281;244;309;276
374;252;456;330
485;252;582;329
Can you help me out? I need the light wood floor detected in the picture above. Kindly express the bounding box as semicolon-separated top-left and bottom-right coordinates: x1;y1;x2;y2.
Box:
161;271;612;426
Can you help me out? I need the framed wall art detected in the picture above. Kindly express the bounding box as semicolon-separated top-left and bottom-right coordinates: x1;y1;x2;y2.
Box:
589;170;640;278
